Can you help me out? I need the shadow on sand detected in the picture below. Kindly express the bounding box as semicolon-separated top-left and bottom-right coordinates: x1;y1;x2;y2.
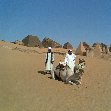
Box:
38;71;46;75
38;70;62;81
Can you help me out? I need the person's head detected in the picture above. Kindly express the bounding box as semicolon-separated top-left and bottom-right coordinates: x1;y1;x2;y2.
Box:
48;47;52;53
68;49;72;55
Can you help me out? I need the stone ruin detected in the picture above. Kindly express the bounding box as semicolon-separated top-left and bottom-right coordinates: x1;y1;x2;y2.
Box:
63;42;73;49
75;42;86;56
75;42;110;59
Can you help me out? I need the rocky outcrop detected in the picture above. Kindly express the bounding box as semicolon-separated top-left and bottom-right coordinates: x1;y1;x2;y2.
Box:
63;42;73;49
22;35;43;47
42;37;62;48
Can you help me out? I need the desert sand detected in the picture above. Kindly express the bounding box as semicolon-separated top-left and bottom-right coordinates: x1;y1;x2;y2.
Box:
0;41;111;111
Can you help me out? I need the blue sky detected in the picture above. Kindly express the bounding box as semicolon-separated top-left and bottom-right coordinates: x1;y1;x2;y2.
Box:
0;0;111;47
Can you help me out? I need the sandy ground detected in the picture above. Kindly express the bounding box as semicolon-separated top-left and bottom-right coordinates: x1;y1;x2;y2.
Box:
0;41;111;111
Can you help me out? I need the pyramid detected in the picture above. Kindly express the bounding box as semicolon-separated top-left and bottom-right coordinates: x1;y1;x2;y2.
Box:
42;37;62;48
63;42;73;49
93;43;102;57
86;47;94;57
105;46;109;54
75;42;86;56
22;35;43;47
102;46;106;53
109;45;111;52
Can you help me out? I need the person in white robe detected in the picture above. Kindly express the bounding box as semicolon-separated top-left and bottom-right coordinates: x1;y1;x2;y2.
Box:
64;49;76;72
45;47;54;75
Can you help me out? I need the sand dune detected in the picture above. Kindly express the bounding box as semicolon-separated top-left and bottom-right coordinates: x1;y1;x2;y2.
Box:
0;41;111;111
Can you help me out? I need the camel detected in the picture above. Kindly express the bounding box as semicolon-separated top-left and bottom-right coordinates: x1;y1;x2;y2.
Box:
51;59;85;85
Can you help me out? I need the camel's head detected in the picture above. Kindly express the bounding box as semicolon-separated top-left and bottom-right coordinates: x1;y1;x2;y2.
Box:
56;62;69;70
58;62;66;70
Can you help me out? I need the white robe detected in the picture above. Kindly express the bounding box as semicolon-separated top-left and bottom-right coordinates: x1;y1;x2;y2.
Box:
45;52;54;71
64;53;76;71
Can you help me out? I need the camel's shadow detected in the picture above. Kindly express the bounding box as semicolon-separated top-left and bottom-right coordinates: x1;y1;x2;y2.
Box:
38;70;61;81
38;70;53;80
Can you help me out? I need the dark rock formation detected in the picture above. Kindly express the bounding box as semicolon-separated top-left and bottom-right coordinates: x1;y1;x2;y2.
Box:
22;35;43;47
42;37;62;48
63;42;73;49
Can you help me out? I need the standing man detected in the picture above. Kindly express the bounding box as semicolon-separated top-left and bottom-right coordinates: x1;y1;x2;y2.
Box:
45;47;54;75
64;49;76;72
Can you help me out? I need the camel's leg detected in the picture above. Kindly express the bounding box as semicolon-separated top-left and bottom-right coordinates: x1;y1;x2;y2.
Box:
66;75;74;85
66;74;82;85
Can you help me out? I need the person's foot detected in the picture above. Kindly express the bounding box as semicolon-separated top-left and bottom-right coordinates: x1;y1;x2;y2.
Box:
51;77;55;80
45;70;51;74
